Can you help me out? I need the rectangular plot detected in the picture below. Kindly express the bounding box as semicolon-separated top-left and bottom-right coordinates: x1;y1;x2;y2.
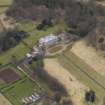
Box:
0;69;20;84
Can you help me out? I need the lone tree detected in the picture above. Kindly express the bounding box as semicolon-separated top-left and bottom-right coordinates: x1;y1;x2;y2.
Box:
85;90;96;103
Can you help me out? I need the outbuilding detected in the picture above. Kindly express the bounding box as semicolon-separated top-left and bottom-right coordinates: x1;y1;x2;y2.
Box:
39;34;58;47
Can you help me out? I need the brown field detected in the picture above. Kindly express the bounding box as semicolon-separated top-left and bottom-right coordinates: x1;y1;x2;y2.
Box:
48;45;63;53
71;38;105;76
44;58;88;105
0;69;20;84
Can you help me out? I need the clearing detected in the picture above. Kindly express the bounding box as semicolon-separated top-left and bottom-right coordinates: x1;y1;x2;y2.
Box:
44;58;87;105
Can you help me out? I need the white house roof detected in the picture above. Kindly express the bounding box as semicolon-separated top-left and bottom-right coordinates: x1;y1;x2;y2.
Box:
26;53;32;58
39;34;58;44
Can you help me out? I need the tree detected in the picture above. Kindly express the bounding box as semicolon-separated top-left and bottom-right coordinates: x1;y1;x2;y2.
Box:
53;92;62;103
85;90;96;103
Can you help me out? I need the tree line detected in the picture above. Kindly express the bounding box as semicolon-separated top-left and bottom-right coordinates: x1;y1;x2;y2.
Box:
6;0;105;36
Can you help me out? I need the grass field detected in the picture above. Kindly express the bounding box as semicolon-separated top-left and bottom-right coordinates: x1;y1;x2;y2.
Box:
0;44;29;65
59;51;105;98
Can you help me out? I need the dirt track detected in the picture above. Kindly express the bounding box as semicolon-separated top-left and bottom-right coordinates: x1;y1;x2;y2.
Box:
44;58;87;105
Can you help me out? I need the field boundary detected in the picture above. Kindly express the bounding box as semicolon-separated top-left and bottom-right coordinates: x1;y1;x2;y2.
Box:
62;54;105;90
59;52;105;97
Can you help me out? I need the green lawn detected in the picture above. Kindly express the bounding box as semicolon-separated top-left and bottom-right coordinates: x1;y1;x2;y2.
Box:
59;51;105;98
1;78;40;105
0;20;67;65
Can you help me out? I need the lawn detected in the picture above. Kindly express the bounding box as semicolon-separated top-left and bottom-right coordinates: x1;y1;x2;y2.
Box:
59;51;105;98
0;20;67;65
0;43;29;65
1;77;40;105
